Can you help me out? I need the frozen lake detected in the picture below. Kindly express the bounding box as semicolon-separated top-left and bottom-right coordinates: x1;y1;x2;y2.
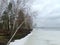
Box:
9;29;60;45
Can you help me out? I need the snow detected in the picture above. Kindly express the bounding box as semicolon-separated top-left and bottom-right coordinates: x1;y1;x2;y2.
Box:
9;29;60;45
9;0;60;45
24;29;60;45
9;33;32;45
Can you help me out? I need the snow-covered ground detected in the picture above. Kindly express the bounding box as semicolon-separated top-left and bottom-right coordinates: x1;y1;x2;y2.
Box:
9;29;60;45
9;0;60;45
9;33;32;45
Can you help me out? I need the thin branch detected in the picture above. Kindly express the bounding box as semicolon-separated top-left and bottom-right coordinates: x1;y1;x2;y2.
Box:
7;20;25;45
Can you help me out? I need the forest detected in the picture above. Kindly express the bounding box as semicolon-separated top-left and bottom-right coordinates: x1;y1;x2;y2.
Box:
0;0;32;45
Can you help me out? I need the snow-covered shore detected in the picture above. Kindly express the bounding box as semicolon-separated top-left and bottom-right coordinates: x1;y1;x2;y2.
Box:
9;29;60;45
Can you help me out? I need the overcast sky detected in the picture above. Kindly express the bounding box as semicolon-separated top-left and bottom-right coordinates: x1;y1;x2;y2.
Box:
29;0;60;27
